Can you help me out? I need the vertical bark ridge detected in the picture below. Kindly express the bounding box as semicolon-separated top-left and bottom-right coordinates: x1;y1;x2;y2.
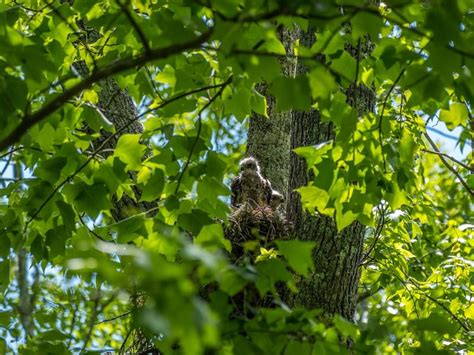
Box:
286;26;374;321
246;27;299;196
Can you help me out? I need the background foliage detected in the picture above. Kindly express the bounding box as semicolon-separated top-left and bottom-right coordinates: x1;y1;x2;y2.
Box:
0;0;472;353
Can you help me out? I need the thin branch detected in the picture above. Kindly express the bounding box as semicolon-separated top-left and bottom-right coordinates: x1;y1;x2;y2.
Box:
44;3;99;69
78;213;108;242
316;10;360;55
426;126;463;141
115;0;150;52
395;265;471;333
357;286;384;302
423;132;474;196
210;5;347;23
360;205;387;265
353;37;362;111
418;241;458;261
174;75;232;194
0;146;24;161
67;302;79;349
95;309;133;324
0;147;15;176
80;288;102;353
24;81;227;227
378;68;406;172
0;29;213;152
421;149;472;172
119;327;134;354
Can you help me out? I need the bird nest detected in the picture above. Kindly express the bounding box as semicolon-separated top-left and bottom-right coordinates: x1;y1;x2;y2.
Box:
225;203;289;261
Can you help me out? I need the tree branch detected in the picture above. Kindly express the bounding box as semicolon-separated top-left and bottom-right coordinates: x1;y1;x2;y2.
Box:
174;75;233;194
0;29;213;153
23;81;228;227
95;309;133;324
421;149;472;172
423;132;474;196
115;0;150;52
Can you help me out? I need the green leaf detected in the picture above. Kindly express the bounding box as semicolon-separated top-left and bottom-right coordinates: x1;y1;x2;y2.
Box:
351;12;384;38
270;76;312;111
34;157;67;183
250;88;267;117
412;314;457;336
56;201;76;235
333;314;358;337
115;134;147;171
46;226;67;258
439;102;468;130
0;259;9;293
330;51;356;83
195;224;231;252
64;182;112;219
284;341;311;355
309;66;337;99
226;87;251;120
296;185;330;215
81;105;114;132
399;130;416;165
138;167;165;202
155;64;176;88
294;141;332;168
219;269;247;296
335;208;358;231
255;259;293;295
276;240;315;277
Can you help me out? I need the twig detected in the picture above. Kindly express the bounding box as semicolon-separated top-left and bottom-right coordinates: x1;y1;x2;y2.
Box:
353;37;362;111
421;149;472;172
24;81;228;227
426;126;463;141
119;327;134;354
0;147;15;176
316;10;360;55
378;68;406;172
78;213;108;242
0;146;24;161
115;0;150;52
360;205;387;265
95;309;133;324
0;29;213;152
357;286;383;302
418;241;458;261
174;75;233;194
212;6;346;23
44;3;99;68
395;265;471;332
80;288;102;353
67;302;79;349
423;132;474;196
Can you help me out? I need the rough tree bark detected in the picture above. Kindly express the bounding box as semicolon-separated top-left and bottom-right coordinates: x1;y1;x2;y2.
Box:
246;28;299;195
71;23;155;354
247;26;376;321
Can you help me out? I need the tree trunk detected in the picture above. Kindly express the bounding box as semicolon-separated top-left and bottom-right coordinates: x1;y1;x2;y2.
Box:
247;25;375;321
286;29;375;320
71;23;155;352
246;27;299;196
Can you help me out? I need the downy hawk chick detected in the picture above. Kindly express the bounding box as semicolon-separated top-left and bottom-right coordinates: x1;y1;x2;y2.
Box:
270;190;284;211
231;157;272;208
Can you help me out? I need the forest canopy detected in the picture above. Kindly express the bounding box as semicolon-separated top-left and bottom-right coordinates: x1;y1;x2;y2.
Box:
0;0;473;354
